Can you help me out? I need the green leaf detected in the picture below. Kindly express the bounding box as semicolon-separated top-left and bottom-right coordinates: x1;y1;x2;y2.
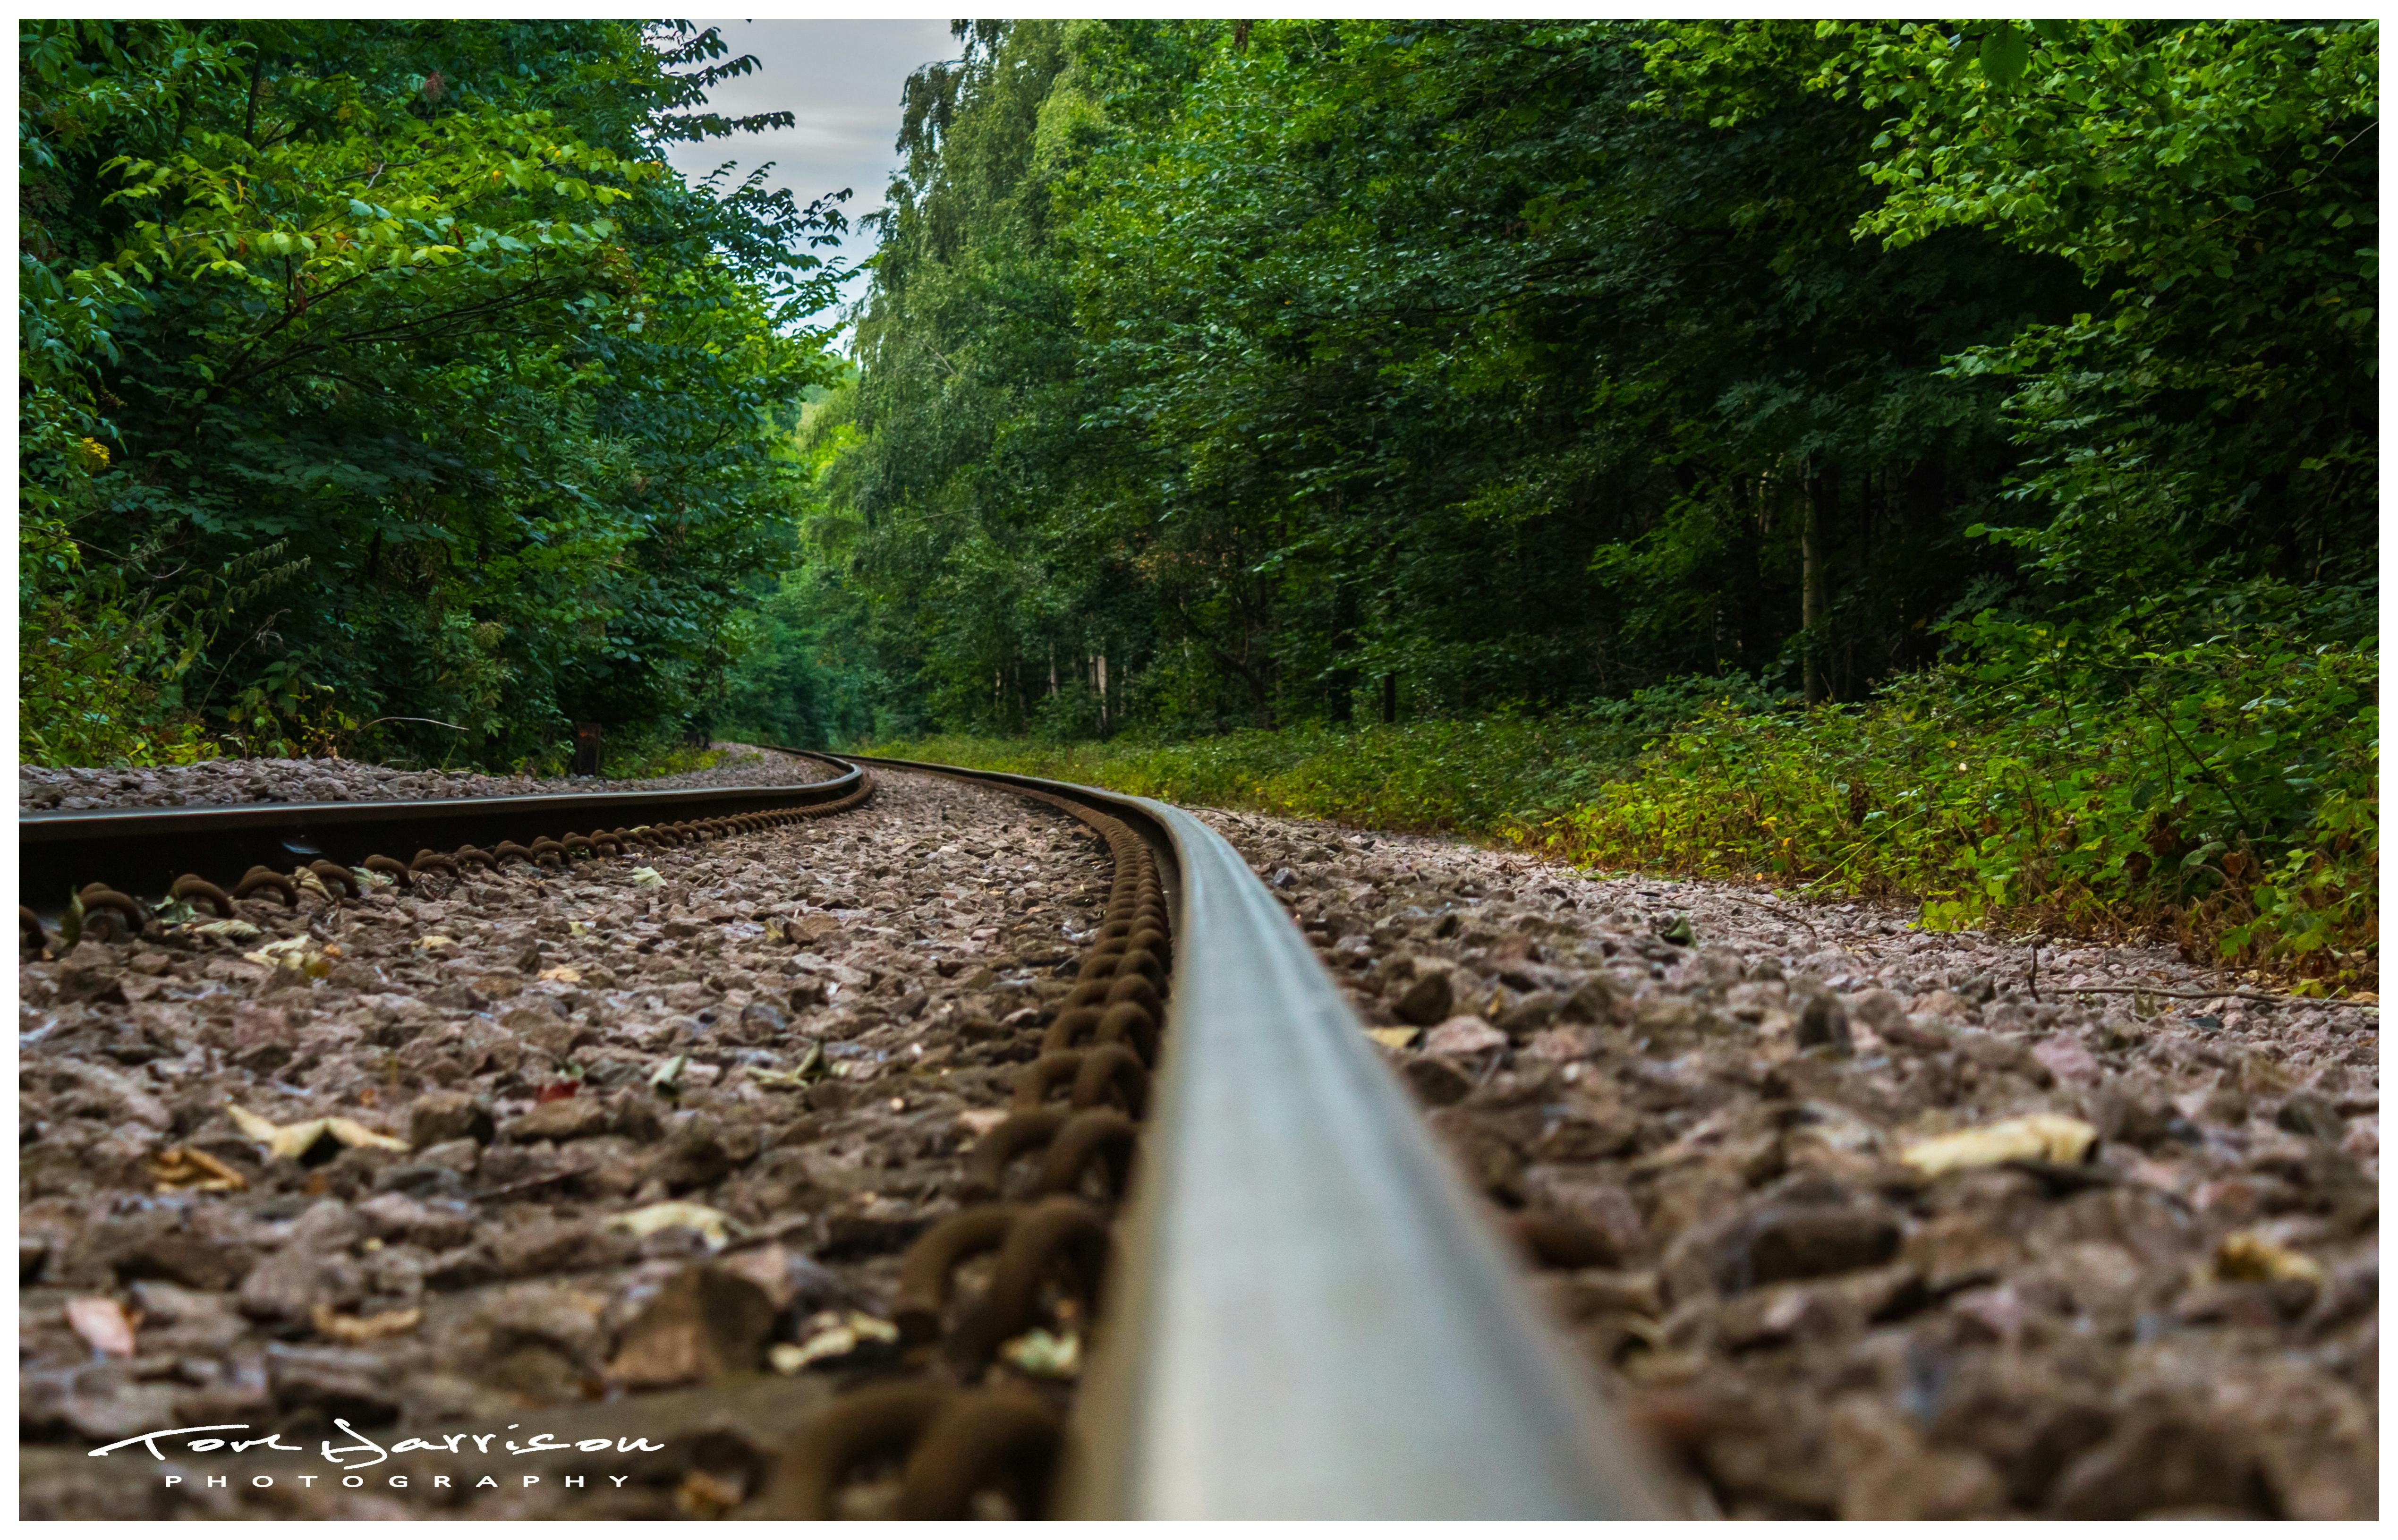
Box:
1978;25;2031;90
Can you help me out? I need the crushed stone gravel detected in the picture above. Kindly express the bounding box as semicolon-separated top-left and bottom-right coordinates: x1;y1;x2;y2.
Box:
1197;807;2377;1521
18;769;1114;1518
15;768;2374;1520
19;741;832;813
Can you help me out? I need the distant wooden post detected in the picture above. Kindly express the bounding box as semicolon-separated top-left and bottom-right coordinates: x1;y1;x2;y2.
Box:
573;723;604;777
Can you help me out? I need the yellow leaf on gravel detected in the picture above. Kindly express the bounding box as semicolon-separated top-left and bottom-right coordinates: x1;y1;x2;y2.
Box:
630;867;664;887
243;935;323;971
150;1146;247;1193
67;1296;140;1357
999;1327;1080;1379
770;1310;900;1375
2215;1232;2325;1287
605;1201;746;1251
1365;1027;1422;1051
311;1303;424;1342
1899;1113;2098;1177
415;934;458;953
537;965;583;983
239;936;331;978
225;1105;408;1161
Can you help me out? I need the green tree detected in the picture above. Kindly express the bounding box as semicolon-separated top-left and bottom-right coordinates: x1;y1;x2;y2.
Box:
20;20;852;766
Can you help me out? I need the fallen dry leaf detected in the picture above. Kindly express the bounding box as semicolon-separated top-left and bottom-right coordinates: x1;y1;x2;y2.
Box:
413;934;458;953
225;1104;409;1162
2215;1232;2325;1287
956;1107;1010;1137
1900;1113;2099;1177
66;1297;139;1357
606;1200;746;1251
150;1146;247;1194
311;1303;423;1343
769;1310;899;1374
675;1471;745;1520
1365;1026;1422;1051
537;964;583;983
242;936;330;977
190;919;262;942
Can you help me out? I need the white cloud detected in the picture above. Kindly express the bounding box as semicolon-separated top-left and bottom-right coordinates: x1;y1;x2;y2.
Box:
663;20;954;219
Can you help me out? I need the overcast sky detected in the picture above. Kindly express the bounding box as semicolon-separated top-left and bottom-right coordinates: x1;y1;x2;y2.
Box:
661;19;959;337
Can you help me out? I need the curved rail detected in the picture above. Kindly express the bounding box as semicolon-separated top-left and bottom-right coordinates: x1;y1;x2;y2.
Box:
830;751;1669;1519
17;743;1669;1515
17;753;862;914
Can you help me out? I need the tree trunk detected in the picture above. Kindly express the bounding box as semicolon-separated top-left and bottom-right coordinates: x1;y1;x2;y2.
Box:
1381;672;1396;724
1802;463;1836;705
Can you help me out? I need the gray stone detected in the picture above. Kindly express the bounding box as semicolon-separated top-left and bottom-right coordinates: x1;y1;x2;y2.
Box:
238;1246;365;1322
1394;970;1455;1027
409;1090;495;1149
1797;990;1854;1053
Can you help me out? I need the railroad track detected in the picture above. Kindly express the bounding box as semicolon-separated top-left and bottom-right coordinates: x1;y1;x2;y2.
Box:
17;750;867;936
17;749;1668;1519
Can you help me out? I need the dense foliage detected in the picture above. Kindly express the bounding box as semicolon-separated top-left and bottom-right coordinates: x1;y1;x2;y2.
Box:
20;19;850;768
820;19;2372;981
24;20;2372;978
885;604;2378;987
797;20;2373;733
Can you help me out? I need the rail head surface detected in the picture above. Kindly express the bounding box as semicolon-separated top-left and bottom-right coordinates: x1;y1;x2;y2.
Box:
836;752;1669;1519
16;756;863;912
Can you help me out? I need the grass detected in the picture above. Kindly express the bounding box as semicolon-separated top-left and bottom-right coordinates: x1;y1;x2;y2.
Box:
867;642;2377;995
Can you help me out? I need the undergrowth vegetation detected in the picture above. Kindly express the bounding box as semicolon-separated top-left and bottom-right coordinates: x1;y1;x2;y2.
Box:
873;614;2377;992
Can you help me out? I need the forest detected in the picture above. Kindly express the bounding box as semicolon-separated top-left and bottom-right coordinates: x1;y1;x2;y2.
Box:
20;19;849;770
19;20;2376;982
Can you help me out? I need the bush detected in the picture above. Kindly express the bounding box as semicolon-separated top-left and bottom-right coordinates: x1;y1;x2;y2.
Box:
872;630;2376;991
1538;621;2376;991
871;678;1758;834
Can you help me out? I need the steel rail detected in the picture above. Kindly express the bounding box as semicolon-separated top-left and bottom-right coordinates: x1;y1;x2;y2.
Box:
831;751;1670;1519
16;755;860;913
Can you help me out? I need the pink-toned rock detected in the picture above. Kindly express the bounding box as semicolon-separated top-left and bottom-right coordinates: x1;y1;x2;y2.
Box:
2032;1034;2102;1084
1948;1283;2029;1347
231;1001;294;1048
1523;1167;1644;1253
1910;988;1972;1021
1422;1015;1506;1057
1522;1025;1602;1062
